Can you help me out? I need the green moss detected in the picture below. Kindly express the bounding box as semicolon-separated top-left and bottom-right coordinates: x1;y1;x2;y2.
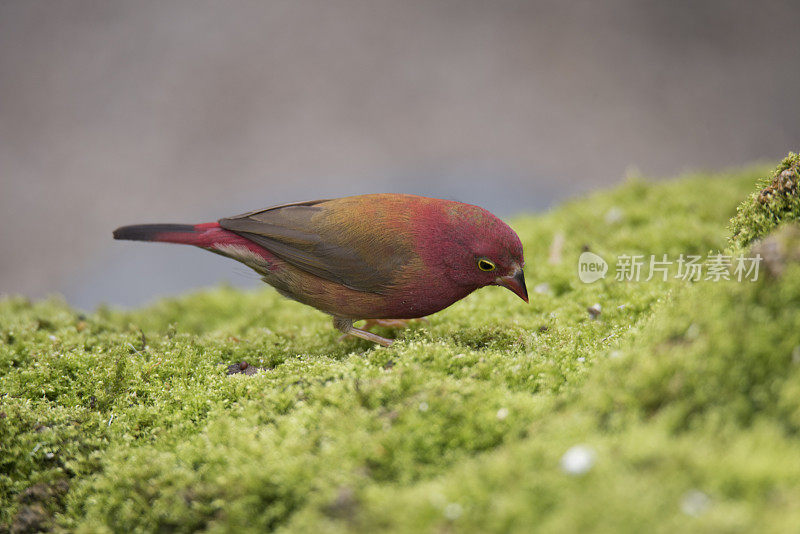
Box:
3;165;795;532
729;152;800;248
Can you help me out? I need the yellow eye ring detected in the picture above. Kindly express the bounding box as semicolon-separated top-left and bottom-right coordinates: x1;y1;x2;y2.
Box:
477;258;496;272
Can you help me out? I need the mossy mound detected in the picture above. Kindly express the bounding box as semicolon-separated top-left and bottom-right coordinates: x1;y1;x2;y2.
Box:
3;165;797;532
729;152;800;248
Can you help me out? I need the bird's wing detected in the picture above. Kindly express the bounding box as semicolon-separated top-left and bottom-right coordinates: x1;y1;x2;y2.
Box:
218;199;408;294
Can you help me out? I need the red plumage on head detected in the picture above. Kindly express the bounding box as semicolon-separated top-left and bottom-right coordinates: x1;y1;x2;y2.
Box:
392;198;525;315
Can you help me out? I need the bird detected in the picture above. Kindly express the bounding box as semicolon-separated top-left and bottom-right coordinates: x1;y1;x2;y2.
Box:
113;194;528;346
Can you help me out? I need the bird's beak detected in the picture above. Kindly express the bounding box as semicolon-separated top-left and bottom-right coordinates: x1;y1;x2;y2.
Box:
496;268;529;303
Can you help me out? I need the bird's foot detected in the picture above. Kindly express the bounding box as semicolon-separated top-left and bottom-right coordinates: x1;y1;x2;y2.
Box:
333;317;394;347
360;318;427;331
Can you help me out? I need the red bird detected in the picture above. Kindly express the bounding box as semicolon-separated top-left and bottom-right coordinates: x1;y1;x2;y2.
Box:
113;194;528;346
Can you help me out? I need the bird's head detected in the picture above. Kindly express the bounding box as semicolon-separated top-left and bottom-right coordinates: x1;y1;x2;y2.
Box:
430;202;528;303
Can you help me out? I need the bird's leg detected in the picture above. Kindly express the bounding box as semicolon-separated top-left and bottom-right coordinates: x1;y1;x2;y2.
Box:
333;317;393;347
361;318;428;331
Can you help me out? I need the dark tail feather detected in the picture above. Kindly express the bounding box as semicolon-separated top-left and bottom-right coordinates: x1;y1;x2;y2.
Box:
113;221;273;264
112;222;269;259
113;224;198;243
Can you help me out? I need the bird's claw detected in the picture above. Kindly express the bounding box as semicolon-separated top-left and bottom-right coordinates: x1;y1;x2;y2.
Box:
360;318;427;331
333;317;394;347
337;330;394;347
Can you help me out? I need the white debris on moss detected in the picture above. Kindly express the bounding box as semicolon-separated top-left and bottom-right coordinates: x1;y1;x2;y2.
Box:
604;207;624;224
560;445;596;475
534;283;552;295
444;502;463;520
680;490;711;517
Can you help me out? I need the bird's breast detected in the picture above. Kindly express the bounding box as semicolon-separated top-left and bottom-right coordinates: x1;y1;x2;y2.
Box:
261;261;472;320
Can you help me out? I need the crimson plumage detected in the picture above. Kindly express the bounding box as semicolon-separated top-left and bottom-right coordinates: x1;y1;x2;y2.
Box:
113;194;527;346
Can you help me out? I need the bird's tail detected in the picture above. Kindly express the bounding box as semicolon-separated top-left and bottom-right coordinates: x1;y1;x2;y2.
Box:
113;222;273;263
113;222;226;247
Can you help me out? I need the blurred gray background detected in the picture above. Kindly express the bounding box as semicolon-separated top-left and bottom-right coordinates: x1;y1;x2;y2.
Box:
2;0;799;309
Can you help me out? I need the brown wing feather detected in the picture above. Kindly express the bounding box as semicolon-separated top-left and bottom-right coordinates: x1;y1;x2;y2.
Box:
219;199;404;294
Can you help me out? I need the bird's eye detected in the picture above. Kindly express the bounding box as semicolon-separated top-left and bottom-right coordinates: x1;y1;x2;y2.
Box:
477;258;496;272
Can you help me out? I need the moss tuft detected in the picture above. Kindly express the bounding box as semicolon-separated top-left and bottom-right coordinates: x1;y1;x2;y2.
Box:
729;152;800;248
